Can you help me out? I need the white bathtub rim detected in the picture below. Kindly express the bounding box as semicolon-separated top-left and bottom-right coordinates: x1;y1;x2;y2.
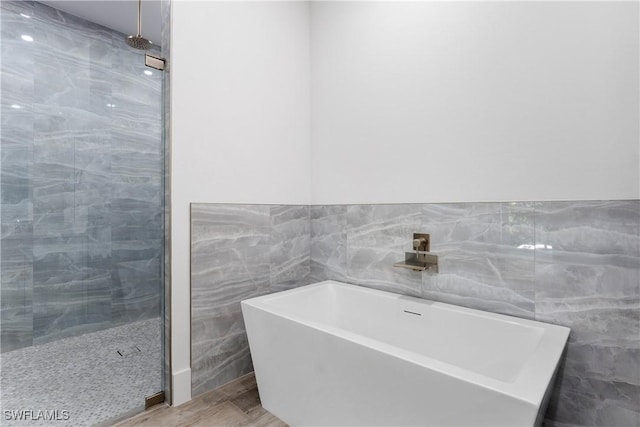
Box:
241;280;570;408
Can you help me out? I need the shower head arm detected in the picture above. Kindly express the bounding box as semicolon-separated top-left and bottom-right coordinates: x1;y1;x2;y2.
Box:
136;0;142;37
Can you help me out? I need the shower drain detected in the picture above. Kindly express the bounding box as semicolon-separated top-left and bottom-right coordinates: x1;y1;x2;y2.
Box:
117;345;142;358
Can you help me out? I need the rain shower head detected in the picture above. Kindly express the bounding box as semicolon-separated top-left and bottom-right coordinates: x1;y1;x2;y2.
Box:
126;0;152;50
126;34;152;50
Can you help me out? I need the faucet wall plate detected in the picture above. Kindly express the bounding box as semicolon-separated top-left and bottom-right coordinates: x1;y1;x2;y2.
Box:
394;233;438;273
413;233;430;252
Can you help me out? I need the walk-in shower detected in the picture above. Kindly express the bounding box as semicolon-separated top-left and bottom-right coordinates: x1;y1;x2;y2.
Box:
0;1;168;424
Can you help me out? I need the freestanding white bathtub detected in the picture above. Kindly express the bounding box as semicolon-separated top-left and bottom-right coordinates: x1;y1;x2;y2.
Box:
242;281;569;426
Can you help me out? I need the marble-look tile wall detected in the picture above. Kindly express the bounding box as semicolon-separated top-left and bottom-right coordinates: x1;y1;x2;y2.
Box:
310;201;639;427
534;202;639;427
190;204;310;397
191;201;638;424
1;1;163;351
312;203;537;317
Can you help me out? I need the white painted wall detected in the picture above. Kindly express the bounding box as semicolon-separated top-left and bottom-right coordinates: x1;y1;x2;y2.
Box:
171;0;310;404
169;0;638;405
310;1;640;204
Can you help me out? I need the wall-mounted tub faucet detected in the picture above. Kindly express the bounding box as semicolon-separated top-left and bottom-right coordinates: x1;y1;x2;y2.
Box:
413;234;429;258
394;233;438;272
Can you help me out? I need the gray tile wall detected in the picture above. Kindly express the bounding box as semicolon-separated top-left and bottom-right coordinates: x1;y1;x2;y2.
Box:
310;201;639;427
190;201;639;425
333;203;537;317
190;204;310;397
1;1;163;351
534;201;639;427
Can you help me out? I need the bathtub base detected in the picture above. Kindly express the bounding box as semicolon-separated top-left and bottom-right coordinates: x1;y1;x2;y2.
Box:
245;309;537;426
242;281;569;427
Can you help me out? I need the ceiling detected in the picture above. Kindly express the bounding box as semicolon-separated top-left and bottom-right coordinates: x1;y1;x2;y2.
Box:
40;0;162;45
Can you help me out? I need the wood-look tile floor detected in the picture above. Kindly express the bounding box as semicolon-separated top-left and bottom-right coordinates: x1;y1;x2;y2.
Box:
113;373;287;427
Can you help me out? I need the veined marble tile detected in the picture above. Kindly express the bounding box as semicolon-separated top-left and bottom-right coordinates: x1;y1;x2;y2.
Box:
191;204;271;253
112;127;163;155
32;132;76;182
111;150;162;185
111;258;162;324
110;177;164;241
32;61;113;120
111;182;162;205
1;77;34;115
192;303;249;349
0;305;33;352
1;231;33;352
420;202;535;318
111;97;162;134
1;7;35;104
190;204;272;397
535;200;639;264
32;1;113;48
346;246;423;297
1;204;33;239
31;237;112;345
1;6;35;187
32;29;111;111
345;204;423;297
88;72;114;118
347;204;424;249
0;1;35;16
1;91;34;321
191;263;266;394
421;272;535;319
32;133;111;194
112;240;162;264
535;200;640;425
191;326;253;398
89;36;115;68
112;58;163;111
1;143;32;205
32;180;111;243
544;371;640;427
0;120;33;148
34;103;110;134
191;244;270;321
111;37;162;134
111;199;162;242
269;205;310;291
191;203;312;396
310;205;348;282
111;239;163;325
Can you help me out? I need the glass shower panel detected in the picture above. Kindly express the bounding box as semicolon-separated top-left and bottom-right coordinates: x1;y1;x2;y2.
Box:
0;1;165;425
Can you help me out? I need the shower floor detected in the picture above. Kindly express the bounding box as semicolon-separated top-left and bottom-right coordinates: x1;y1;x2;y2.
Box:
0;317;162;427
